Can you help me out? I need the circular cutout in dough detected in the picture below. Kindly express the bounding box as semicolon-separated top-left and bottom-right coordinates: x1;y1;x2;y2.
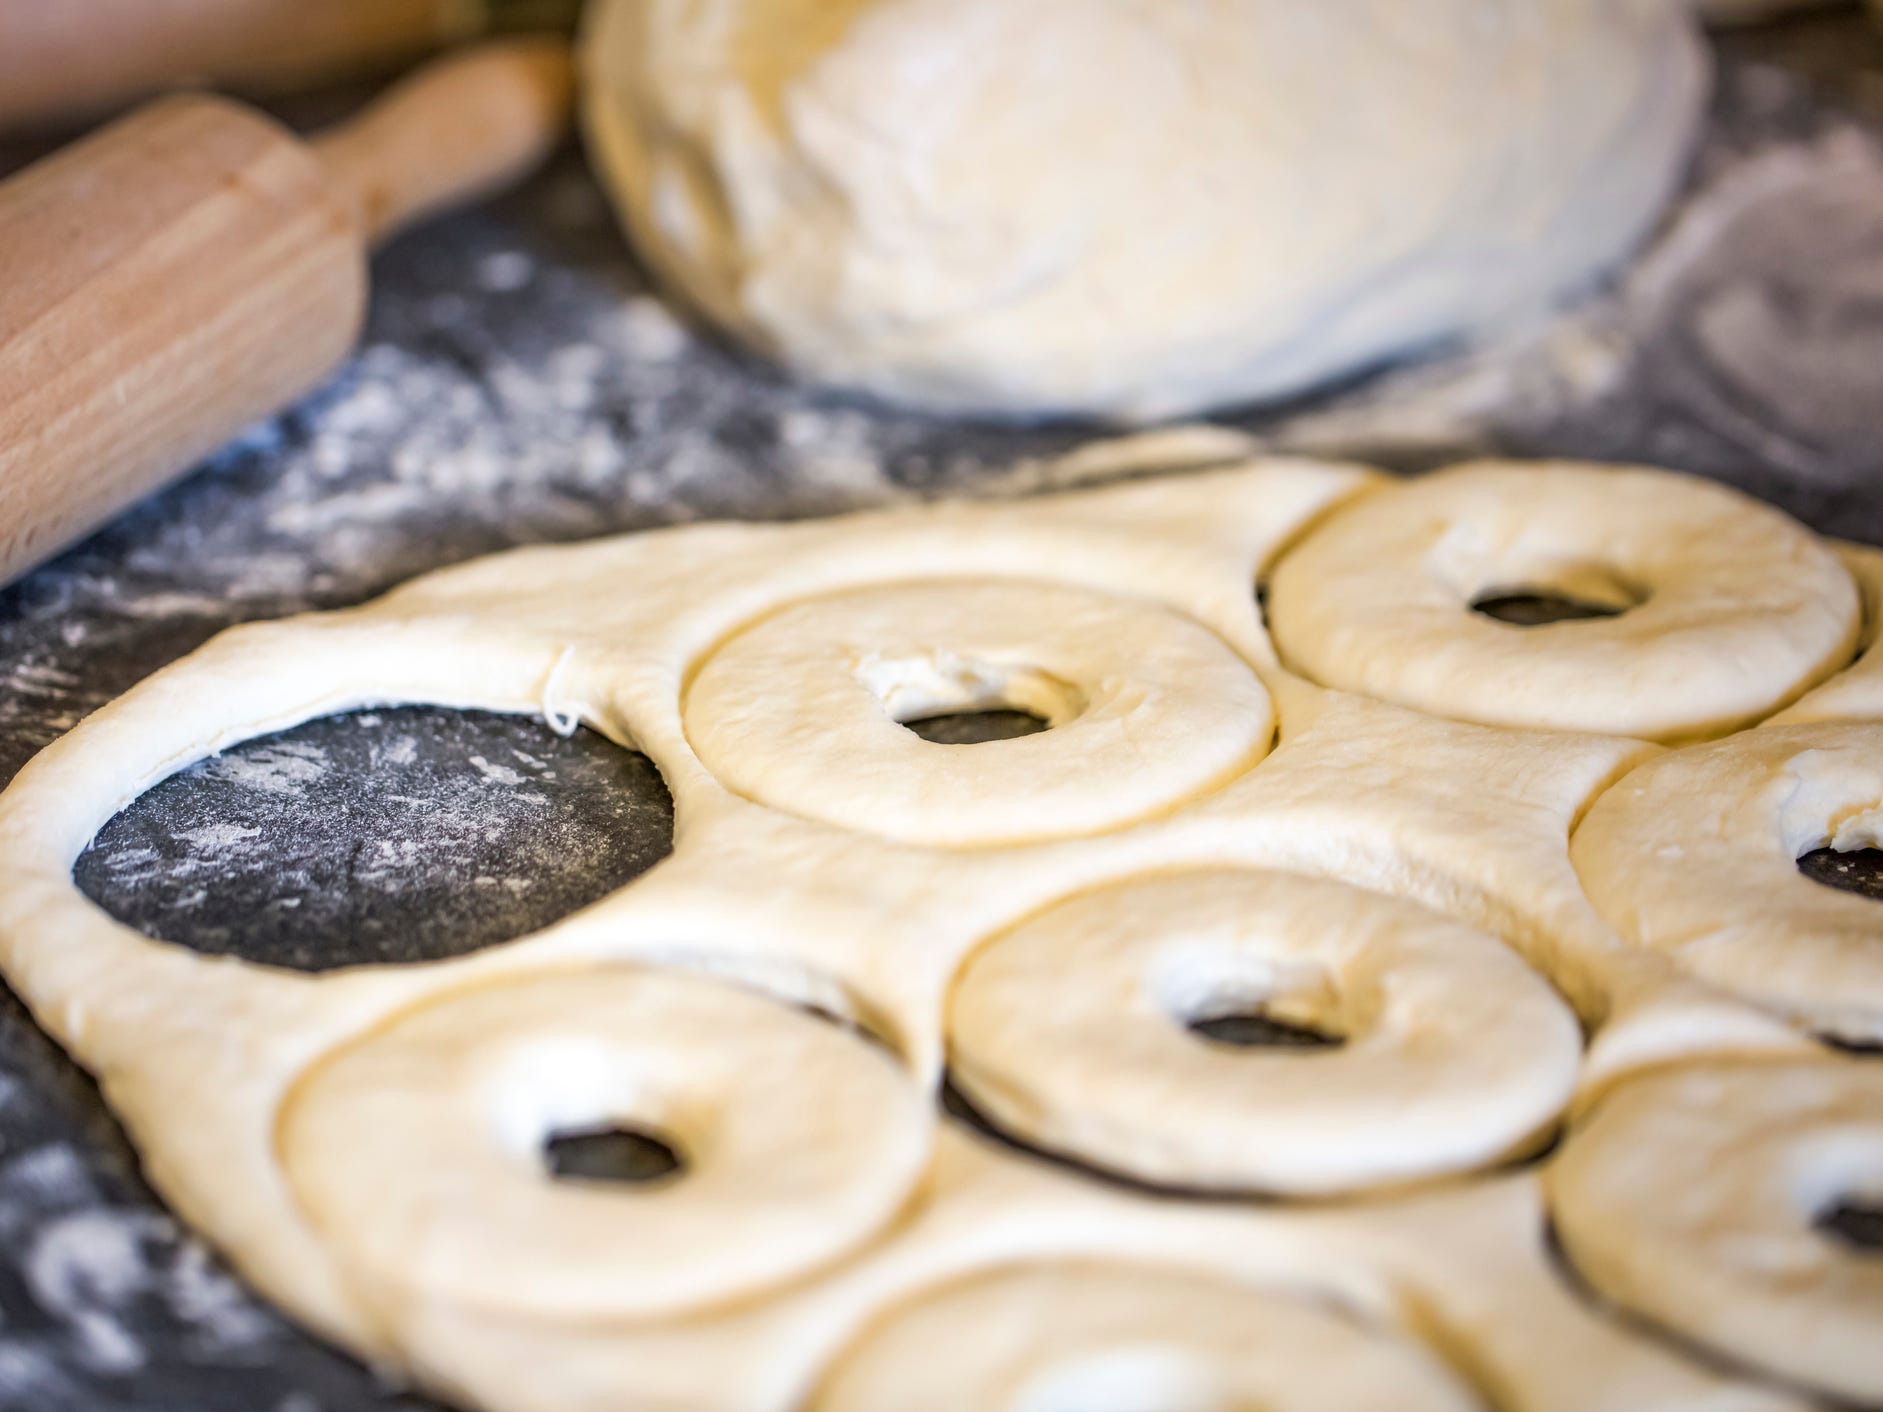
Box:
279;967;931;1321
1548;1059;1883;1406
946;870;1581;1194
805;1259;1478;1412
1573;721;1883;1046
684;581;1272;847
1265;461;1859;741
74;706;674;971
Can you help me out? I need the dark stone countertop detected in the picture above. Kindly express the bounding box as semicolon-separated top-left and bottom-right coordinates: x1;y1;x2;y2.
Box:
0;15;1880;1410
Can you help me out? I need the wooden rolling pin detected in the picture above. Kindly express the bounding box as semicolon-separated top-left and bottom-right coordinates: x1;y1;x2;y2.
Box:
0;38;573;588
0;0;580;135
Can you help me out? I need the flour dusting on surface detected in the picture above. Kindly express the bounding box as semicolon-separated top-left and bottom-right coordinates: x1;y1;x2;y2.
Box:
0;21;1878;1411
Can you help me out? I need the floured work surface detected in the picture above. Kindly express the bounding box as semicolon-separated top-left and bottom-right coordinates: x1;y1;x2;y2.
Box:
0;13;1879;1412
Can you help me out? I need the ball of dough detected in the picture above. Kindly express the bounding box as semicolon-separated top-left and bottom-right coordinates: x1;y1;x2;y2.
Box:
581;0;1707;421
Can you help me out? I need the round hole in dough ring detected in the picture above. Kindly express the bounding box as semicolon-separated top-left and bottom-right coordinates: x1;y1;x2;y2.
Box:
1572;720;1883;1047
277;965;933;1322
945;869;1581;1195
802;1257;1481;1412
1264;461;1860;741
682;579;1274;848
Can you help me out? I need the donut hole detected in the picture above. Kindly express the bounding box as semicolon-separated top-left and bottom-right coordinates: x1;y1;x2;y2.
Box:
1438;542;1647;630
1797;847;1883;903
73;707;674;970
1815;1198;1883;1254
1186;1010;1343;1050
1825;1036;1883;1058
1471;590;1632;627
544;1124;686;1187
1151;948;1348;1052
1467;560;1646;626
857;652;1085;740
490;1036;697;1191
902;709;1051;745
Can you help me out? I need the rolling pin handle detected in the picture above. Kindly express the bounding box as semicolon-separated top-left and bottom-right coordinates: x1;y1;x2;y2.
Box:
310;36;575;248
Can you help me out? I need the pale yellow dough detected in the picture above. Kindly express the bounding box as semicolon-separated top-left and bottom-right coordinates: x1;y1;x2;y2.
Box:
1773;543;1883;725
1267;461;1860;741
581;0;1705;420
804;1259;1479;1412
1573;721;1883;1045
0;451;1854;1411
281;966;932;1323
948;869;1580;1194
1549;1059;1883;1407
685;579;1272;848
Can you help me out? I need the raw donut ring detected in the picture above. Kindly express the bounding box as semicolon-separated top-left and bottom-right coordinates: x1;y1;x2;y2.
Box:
1548;1059;1883;1406
946;870;1581;1194
684;580;1272;847
279;967;931;1321
1572;721;1883;1045
1265;461;1859;741
805;1259;1478;1412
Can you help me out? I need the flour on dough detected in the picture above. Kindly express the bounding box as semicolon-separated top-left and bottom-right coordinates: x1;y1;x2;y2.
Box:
0;451;1858;1411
